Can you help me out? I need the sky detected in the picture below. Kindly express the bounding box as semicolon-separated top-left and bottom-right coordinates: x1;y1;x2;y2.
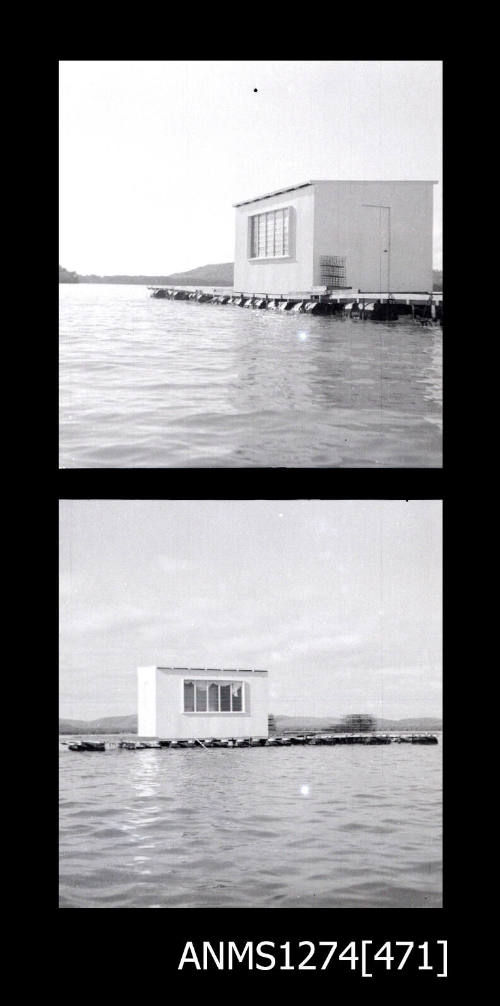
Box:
59;61;442;276
59;500;442;721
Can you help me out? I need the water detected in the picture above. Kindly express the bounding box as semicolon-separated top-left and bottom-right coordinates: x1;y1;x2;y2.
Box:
59;739;442;908
59;285;442;468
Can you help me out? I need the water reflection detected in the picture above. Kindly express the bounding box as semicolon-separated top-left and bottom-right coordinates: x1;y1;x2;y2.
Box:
129;749;161;800
123;752;161;874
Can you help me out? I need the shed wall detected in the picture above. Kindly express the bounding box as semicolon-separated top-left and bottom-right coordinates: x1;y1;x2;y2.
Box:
234;186;315;294
234;181;435;295
138;668;269;739
137;666;157;736
313;181;434;292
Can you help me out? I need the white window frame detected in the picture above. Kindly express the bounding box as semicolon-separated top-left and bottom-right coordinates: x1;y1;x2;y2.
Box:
183;679;245;714
249;207;291;260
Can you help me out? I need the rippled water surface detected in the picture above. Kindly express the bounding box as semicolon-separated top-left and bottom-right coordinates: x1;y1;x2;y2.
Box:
59;740;442;908
59;285;442;468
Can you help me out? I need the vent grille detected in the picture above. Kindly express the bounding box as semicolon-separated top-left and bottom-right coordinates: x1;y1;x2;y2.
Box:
320;255;346;288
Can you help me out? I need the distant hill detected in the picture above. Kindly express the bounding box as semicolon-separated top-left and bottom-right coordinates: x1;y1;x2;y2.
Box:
73;263;235;287
59;714;137;734
376;717;442;731
61;263;441;291
59;265;79;283
274;715;442;734
75;274;169;285
158;262;234;287
59;713;441;735
274;716;340;734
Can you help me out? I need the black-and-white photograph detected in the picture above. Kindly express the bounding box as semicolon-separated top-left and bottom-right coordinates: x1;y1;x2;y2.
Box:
59;61;442;469
59;499;442;909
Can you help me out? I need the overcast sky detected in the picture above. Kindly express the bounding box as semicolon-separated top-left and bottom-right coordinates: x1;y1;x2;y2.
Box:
59;60;442;275
59;500;442;721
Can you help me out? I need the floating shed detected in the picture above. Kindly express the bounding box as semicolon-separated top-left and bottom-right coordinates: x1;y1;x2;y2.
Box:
233;180;436;296
137;666;269;740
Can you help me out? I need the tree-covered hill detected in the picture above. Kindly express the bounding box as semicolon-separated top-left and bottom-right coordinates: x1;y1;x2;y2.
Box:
59;265;79;283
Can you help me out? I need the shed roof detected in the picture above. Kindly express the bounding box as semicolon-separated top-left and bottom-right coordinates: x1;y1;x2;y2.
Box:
233;181;313;207
233;179;438;208
156;666;268;674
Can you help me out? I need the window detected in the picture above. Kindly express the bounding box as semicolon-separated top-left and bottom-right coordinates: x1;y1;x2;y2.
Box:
250;207;290;258
184;679;244;713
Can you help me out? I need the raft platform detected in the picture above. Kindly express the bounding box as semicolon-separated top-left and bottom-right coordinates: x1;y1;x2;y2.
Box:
148;286;443;322
64;732;439;752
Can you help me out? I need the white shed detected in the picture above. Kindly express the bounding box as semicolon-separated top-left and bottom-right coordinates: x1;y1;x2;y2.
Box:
137;666;269;740
233;179;436;295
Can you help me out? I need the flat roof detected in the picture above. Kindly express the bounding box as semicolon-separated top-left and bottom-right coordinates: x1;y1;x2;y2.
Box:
233;181;313;207
233;179;438;207
156;666;268;674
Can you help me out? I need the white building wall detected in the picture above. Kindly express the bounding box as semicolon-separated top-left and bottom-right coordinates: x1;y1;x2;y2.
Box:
313;181;434;293
137;666;157;737
233;186;315;294
137;667;269;739
233;180;435;296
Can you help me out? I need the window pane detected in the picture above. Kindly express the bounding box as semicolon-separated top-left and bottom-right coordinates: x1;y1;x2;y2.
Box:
184;681;194;712
266;212;274;256
232;684;242;712
275;209;283;256
252;216;259;257
220;684;231;711
195;682;207;712
208;683;219;711
258;214;266;256
283;209;289;255
249;207;290;259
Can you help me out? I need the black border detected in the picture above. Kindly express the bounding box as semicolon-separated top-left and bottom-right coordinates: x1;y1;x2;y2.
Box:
57;56;451;988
